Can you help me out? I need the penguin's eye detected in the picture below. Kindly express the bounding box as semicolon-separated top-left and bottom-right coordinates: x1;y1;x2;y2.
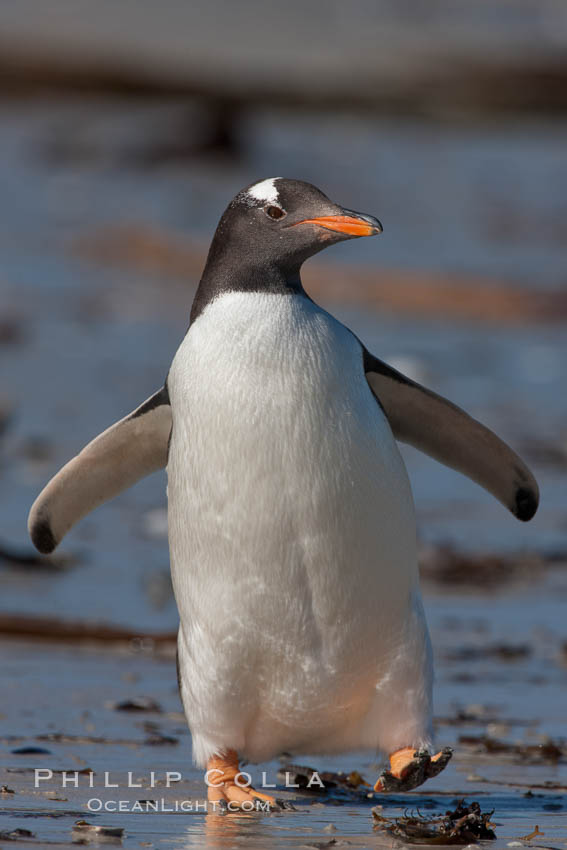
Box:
265;205;285;220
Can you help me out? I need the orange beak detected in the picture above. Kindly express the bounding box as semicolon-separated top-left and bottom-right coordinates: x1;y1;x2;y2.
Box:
295;213;382;237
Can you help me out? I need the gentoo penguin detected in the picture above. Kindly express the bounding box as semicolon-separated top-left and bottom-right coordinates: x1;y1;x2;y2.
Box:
29;178;539;805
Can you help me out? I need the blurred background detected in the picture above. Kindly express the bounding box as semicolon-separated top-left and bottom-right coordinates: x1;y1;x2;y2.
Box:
1;5;567;845
1;0;566;630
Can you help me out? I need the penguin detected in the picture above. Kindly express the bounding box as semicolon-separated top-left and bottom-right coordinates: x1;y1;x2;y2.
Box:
29;178;539;806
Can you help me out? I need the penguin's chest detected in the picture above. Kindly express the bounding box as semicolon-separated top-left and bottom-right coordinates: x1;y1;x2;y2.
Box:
167;293;417;651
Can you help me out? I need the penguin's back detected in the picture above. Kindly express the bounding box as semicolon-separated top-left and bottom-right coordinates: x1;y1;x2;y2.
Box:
167;292;422;764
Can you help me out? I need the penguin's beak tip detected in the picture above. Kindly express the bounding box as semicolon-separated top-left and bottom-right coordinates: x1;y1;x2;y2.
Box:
295;211;383;238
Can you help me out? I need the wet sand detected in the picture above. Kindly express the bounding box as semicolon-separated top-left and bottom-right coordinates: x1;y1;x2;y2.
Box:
1;97;566;846
1;564;567;848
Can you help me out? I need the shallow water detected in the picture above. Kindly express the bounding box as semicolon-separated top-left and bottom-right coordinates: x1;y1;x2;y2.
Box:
1;98;566;846
1;568;566;848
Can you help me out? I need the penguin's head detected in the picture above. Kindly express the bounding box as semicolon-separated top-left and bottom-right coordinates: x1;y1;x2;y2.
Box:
210;177;382;273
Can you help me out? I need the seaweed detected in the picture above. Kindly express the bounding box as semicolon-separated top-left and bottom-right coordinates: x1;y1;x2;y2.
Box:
0;828;35;841
458;734;565;763
277;764;370;798
372;799;496;844
72;820;124;842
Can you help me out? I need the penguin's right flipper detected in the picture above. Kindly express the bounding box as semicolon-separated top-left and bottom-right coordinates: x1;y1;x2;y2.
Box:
28;386;172;554
363;348;539;522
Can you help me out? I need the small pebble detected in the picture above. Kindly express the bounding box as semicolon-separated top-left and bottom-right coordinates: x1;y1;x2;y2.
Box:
323;823;337;832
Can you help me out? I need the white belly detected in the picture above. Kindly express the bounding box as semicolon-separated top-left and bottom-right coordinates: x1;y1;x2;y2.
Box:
167;292;432;765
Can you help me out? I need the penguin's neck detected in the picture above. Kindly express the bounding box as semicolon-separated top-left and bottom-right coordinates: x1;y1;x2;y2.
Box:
190;246;306;324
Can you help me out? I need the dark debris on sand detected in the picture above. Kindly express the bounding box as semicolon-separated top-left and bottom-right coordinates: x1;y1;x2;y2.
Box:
435;703;533;728
277;764;370;797
372;799;496;844
419;545;543;589
0;827;36;841
0;541;75;572
458;735;565;763
446;643;532;662
72;819;124;842
110;696;163;713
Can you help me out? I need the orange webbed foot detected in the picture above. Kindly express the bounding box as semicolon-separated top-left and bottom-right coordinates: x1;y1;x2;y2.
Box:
374;745;453;793
206;750;278;810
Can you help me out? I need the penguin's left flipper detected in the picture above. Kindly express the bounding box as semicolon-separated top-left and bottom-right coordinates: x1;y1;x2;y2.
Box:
363;348;539;521
28;386;172;554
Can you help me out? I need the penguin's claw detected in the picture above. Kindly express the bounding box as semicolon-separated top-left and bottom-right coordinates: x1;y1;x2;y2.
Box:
373;746;453;793
223;784;277;808
429;747;454;776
